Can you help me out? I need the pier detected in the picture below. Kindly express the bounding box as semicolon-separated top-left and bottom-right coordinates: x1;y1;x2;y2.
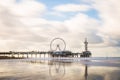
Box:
0;38;91;59
0;51;82;59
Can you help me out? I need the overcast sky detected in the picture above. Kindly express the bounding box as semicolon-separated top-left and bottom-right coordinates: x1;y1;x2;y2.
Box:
0;0;120;57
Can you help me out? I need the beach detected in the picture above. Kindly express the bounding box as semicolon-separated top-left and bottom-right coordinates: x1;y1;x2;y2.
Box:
0;57;120;80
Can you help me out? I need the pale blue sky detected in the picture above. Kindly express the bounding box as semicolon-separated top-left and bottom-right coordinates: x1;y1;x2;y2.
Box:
36;0;100;21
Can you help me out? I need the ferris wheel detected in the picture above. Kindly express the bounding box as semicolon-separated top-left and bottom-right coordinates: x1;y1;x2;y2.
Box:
50;38;66;51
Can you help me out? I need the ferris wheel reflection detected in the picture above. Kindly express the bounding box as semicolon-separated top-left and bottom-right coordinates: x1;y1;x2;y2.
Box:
49;60;66;80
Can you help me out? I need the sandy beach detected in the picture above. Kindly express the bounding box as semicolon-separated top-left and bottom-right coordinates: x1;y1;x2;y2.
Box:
0;57;120;80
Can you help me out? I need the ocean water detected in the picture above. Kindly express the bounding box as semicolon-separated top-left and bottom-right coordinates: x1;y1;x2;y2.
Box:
0;57;120;80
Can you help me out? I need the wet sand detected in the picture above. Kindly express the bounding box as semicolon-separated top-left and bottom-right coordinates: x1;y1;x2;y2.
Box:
0;57;120;80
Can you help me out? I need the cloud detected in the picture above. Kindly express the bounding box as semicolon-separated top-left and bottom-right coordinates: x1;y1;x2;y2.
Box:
0;0;69;51
53;4;91;12
0;0;46;17
63;13;102;47
0;0;48;51
91;0;120;47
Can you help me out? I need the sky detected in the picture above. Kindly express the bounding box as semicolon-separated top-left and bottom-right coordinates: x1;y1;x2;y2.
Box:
0;0;120;57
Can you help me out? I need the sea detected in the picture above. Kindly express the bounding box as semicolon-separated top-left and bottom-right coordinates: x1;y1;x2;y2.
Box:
0;57;120;80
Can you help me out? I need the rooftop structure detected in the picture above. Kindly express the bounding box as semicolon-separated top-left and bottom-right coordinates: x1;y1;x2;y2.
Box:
81;38;92;57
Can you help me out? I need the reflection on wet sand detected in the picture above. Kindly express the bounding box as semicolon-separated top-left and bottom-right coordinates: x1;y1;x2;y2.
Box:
48;60;89;80
84;65;88;80
49;61;66;80
0;59;120;80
